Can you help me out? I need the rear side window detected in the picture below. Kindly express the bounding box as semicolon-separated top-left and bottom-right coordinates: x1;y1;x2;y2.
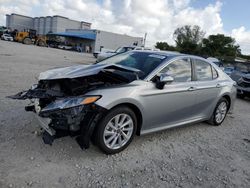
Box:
212;67;218;79
160;59;192;82
195;59;212;81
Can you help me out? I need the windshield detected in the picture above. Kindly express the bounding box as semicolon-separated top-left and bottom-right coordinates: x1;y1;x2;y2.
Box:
100;51;168;79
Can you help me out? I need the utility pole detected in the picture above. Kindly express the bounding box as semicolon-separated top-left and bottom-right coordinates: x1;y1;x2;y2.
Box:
143;32;147;47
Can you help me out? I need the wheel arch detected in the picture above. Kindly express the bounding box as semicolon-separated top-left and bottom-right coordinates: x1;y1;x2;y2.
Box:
222;94;231;111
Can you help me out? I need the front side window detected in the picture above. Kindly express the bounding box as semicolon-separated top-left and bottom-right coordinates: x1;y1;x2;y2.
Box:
160;59;192;82
195;59;212;81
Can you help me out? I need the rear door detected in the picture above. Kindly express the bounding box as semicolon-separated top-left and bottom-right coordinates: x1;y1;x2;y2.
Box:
191;58;221;118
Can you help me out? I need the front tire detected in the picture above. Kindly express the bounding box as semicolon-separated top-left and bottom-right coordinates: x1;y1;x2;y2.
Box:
208;98;229;126
95;106;137;154
23;37;32;45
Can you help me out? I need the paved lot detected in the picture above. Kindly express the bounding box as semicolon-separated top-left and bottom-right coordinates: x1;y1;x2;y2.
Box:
0;40;250;188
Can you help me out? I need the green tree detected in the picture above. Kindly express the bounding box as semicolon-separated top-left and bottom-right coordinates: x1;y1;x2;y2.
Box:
201;34;241;61
173;25;205;54
155;42;176;51
239;53;250;61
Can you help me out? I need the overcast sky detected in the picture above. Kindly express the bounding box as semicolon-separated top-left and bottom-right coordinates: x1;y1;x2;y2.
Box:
0;0;250;54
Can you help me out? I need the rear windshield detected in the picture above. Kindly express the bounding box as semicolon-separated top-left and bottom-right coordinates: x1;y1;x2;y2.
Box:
100;52;167;78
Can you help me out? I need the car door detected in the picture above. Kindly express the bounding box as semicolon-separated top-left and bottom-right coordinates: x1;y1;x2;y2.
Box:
191;58;221;118
141;57;198;132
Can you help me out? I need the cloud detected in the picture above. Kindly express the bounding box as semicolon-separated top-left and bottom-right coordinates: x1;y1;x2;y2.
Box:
0;0;250;54
231;26;250;54
172;0;191;9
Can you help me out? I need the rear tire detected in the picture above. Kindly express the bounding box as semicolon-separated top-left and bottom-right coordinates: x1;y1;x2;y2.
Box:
95;106;137;154
208;98;229;126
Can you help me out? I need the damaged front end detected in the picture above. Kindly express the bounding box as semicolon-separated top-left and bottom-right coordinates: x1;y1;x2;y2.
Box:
27;95;105;148
8;64;141;149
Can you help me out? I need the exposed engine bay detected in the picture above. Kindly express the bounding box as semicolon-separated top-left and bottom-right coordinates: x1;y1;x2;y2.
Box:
8;64;142;148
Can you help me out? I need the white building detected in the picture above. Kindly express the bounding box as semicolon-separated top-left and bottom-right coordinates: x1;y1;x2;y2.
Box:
6;13;91;35
51;29;144;52
6;13;143;53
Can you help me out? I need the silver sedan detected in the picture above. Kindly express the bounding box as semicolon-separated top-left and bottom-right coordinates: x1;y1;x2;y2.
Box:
10;51;236;154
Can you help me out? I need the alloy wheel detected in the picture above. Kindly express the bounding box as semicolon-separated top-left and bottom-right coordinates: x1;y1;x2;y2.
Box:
215;101;227;124
103;113;134;150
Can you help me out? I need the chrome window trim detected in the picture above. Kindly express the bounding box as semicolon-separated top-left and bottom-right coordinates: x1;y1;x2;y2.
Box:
145;55;193;82
191;57;221;82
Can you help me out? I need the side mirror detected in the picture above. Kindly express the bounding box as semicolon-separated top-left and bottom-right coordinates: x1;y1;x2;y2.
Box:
160;74;174;83
156;74;174;89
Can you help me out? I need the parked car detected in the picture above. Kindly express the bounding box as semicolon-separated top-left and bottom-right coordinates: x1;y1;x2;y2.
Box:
58;44;73;50
133;46;160;51
96;46;135;62
93;48;115;58
9;51;236;154
230;63;250;99
47;40;61;48
207;57;224;70
224;66;235;76
1;33;13;41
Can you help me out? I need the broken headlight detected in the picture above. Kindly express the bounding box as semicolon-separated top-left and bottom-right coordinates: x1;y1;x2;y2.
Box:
41;96;101;112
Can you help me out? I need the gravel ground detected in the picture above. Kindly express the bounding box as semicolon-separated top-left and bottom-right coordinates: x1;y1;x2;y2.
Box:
0;40;250;188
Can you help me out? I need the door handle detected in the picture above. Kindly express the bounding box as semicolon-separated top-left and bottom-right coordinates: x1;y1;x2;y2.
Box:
216;84;222;88
187;86;196;91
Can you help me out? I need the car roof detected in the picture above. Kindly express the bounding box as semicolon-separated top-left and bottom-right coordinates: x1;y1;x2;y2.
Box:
119;46;136;48
132;50;186;57
129;50;212;62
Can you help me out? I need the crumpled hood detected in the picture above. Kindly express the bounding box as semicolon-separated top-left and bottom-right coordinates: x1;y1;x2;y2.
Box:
39;64;104;80
39;63;141;80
